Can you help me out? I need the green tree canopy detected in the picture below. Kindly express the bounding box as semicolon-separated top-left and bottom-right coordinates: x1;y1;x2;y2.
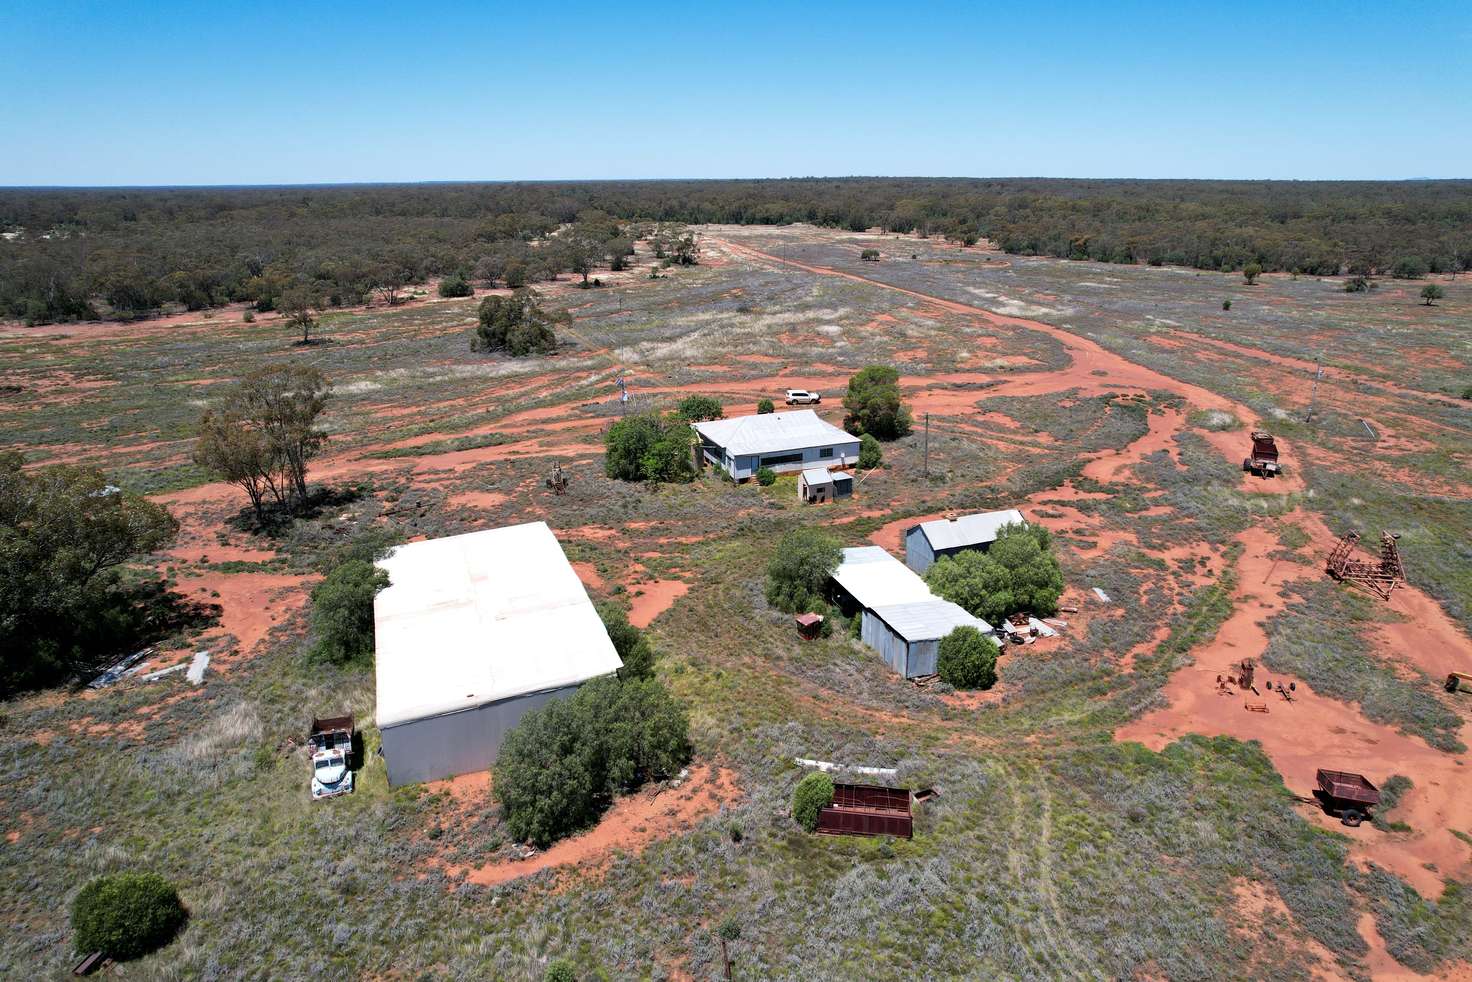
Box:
71;871;187;960
937;625;1000;689
1421;284;1445;305
1;454;179;696
472;289;566;356
1242;262;1262;285
437;273;473;298
603;412;694;484
765;527;841;613
858;433;883;469
675;394;724;422
494;676;691;847
309;559;390;666
597;602;655;680
924;522;1063;623
842;365;912;439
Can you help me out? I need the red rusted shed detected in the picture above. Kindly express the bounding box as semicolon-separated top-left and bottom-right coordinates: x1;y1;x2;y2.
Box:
815;783;913;839
795;613;825;640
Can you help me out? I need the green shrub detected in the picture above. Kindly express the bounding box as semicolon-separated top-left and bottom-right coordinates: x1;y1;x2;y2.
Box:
1345;275;1373;292
1242;262;1262;285
71;872;187;960
242;309;255;322
1391;256;1429;279
925;522;1063;623
1221;299;1231;311
1421;284;1445;305
756;397;775;414
437;274;473;298
472;289;564;356
603;412;694;483
792;772;835;832
842;365;912;439
309;559;389;665
495;676;691;847
545;959;576;982
858;433;882;469
937;625;999;689
765;527;840;613
860;248;880;261
598;602;655;680
755;466;777;486
675;394;724;422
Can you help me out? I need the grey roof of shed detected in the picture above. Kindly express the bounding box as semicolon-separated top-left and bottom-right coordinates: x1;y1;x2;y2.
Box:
869;599;993;642
691;409;855;456
909;509;1027;551
800;466;833;485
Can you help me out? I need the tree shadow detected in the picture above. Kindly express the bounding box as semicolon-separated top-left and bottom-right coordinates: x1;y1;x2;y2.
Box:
226;484;365;538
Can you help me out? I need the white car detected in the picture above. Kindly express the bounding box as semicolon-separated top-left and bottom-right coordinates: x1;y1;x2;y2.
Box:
311;748;353;800
784;389;821;405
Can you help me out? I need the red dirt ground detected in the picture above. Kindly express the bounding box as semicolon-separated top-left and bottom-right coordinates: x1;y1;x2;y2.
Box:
457;763;739;887
627;580;690;628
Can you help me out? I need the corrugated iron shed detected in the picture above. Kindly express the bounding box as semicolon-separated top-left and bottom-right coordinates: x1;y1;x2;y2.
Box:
911;509;1026;551
869;599;992;642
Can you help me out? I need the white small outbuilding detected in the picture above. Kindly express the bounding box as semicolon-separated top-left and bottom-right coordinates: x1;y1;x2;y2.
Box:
373;521;622;787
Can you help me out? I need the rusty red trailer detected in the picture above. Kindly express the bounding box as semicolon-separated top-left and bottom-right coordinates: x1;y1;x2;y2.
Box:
1316;768;1379;826
1244;431;1281;476
815;783;913;839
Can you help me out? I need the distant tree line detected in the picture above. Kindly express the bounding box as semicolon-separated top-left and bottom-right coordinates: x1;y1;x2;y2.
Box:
3;178;1468;324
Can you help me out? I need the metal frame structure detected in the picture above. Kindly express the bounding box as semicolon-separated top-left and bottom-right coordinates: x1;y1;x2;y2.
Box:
1325;530;1404;600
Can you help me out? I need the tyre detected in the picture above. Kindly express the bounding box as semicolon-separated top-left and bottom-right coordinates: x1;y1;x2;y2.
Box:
1342;810;1363;827
1243;459;1253;472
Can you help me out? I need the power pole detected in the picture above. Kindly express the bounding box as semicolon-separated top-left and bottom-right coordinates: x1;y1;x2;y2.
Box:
923;413;930;479
1306;353;1323;423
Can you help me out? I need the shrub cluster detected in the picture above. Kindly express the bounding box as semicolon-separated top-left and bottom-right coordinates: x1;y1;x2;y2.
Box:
494;676;691;848
792;772;835;832
858;433;883;469
309;559;390;666
937;625;1000;689
765;527;841;613
925;522;1063;623
597;602;655;680
842;365;912;439
71;872;187;960
674;394;724;422
603;412;695;483
471;289;565;356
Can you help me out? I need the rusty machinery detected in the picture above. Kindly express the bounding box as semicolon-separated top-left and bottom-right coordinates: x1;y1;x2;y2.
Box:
1325;530;1404;600
545;463;571;496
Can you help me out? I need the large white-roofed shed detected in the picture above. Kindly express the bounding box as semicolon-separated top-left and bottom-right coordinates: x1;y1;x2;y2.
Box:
373;521;622;786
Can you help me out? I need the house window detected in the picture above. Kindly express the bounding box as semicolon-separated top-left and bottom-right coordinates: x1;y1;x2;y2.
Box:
819;447;833;459
759;452;803;467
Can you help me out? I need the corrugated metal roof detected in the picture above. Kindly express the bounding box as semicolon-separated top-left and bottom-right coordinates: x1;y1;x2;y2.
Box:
692;409;855;456
374;522;623;728
831;547;933;611
911;509;1027;551
870;600;994;642
801;466;833;484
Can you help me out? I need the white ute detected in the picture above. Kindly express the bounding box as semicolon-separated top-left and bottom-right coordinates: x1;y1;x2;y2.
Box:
311;748;353;800
308;715;355;801
784;389;821;405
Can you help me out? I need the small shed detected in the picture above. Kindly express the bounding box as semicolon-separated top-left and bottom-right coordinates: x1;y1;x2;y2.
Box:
905;509;1027;573
798;466;853;504
862;599;994;678
795;612;825;639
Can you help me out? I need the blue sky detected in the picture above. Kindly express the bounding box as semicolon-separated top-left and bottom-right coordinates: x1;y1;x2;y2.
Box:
3;1;1469;185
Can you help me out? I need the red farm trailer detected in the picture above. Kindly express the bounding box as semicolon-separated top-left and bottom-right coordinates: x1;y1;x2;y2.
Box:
1316;769;1379;827
1244;431;1281;477
815;783;914;839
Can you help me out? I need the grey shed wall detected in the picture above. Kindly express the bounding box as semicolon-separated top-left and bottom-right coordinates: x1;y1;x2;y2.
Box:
861;610;940;678
380;682;585;786
904;527;936;573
